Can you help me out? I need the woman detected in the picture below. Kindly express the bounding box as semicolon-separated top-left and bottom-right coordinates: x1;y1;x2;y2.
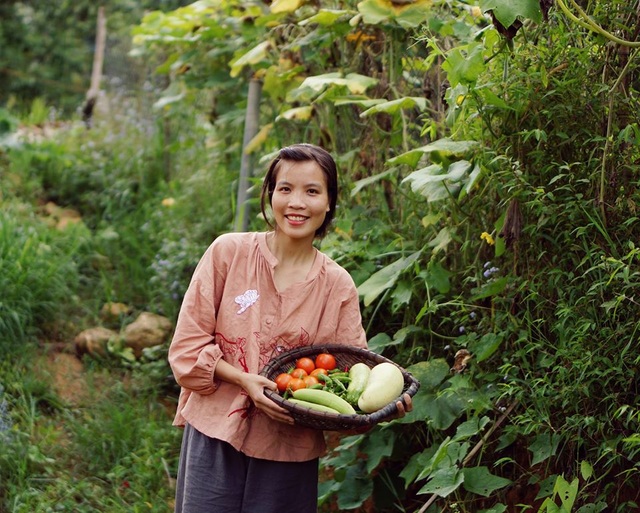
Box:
169;143;410;513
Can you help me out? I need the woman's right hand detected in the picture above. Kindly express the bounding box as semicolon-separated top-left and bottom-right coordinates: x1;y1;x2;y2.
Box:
214;359;294;424
241;373;295;425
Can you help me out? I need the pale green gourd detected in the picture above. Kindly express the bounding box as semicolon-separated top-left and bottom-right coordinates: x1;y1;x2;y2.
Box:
357;362;404;413
345;362;371;405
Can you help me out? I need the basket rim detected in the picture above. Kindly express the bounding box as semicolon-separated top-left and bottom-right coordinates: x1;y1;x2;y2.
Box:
260;344;421;430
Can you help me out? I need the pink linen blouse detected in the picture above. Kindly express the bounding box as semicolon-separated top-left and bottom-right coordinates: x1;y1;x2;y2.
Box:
168;231;367;462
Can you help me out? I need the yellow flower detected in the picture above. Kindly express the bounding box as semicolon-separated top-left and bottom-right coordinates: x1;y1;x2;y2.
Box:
162;197;176;207
480;232;495;245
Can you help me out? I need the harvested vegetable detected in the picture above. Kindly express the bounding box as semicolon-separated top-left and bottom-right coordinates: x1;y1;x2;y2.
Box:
357;362;404;413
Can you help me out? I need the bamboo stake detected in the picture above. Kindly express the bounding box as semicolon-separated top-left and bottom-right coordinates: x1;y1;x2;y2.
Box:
82;6;107;128
234;78;262;232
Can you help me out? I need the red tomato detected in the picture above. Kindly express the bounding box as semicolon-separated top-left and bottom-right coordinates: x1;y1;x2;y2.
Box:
296;357;316;375
288;378;307;391
303;375;319;388
275;373;292;393
315;353;336;371
290;368;308;379
310;368;328;378
275;372;293;392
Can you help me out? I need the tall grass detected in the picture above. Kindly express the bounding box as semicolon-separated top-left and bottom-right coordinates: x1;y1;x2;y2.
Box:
0;203;89;353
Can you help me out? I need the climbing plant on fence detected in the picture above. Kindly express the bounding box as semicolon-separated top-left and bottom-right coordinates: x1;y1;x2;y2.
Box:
132;0;640;511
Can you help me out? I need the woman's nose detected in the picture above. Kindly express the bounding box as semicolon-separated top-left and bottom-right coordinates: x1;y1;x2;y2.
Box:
288;191;305;208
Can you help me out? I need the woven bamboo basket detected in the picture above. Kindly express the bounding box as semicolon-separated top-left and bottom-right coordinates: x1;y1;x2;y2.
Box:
259;344;420;431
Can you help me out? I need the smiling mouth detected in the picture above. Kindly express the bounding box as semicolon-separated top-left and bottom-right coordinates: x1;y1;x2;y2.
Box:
286;215;308;222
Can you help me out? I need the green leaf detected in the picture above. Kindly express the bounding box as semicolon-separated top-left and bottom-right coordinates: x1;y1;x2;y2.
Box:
275;106;313;121
367;332;396;353
462;466;512;497
535;474;558;500
442;42;486;86
270;0;303;14
575;503;608;513
418;466;464;497
362;429;396;473
580;460;594;481
335;460;374;509
350;168;398;197
554;475;579;510
479;505;507;513
428;227;453;254
357;251;422;306
480;0;542;27
360;96;428;117
470;276;509;300
401;137;481;161
469;332;503;363
296;72;378;95
453;416;491;441
400;446;439;486
405;359;450;390
528;433;561;466
417;392;467;430
358;0;434;28
427;260;452;294
403;161;474;203
299;9;352;26
229;40;271;78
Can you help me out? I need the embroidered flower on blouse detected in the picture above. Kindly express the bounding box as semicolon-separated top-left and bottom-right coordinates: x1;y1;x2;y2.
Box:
235;289;259;314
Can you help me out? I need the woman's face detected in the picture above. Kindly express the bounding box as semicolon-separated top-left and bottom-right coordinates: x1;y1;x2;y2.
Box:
270;159;330;242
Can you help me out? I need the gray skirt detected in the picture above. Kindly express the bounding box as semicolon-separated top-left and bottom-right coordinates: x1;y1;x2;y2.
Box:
175;424;319;513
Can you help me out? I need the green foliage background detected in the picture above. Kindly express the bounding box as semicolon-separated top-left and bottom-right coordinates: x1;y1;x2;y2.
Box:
1;0;639;511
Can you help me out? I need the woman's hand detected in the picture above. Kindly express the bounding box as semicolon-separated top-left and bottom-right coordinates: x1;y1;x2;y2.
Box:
214;359;294;425
241;373;295;425
395;392;413;417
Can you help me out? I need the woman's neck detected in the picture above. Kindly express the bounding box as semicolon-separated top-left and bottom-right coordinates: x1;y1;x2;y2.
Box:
266;231;316;266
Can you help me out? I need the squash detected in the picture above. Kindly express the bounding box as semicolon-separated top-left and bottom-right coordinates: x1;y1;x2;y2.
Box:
292;388;357;415
345;362;371;406
357;362;404;413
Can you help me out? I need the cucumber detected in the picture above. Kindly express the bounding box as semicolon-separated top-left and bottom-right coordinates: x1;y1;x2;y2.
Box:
285;398;341;414
357;362;405;413
345;362;371;406
291;388;357;415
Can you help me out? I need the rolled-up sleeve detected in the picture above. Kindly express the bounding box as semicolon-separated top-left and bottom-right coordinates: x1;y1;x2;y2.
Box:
168;247;224;396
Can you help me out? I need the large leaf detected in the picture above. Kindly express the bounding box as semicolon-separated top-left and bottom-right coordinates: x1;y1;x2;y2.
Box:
462;466;512;497
270;0;303;14
299;9;352;26
443;42;486;86
411;391;467;430
528;433;561;466
362;429;396;473
350;167;398;196
480;0;542;27
358;0;434;28
392;138;481;167
418;466;464;497
357;251;422;306
335;460;374;509
275;106;313;121
405;358;450;390
469;332;503;363
360;96;428;117
402;161;473;202
296;72;378;95
229;40;271;78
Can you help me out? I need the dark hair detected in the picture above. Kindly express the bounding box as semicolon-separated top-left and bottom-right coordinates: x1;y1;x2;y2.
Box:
260;143;338;238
